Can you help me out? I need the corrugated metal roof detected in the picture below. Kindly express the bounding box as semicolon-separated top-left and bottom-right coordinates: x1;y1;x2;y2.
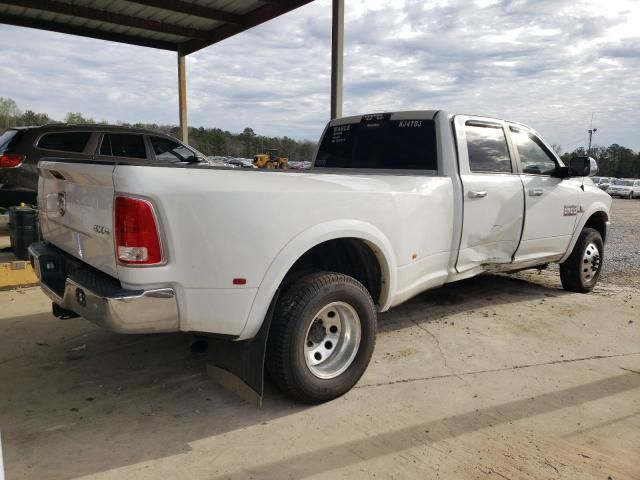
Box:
0;0;315;54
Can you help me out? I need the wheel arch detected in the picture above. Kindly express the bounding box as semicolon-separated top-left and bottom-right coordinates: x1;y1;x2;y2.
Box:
237;220;397;340
560;206;610;264
583;210;609;242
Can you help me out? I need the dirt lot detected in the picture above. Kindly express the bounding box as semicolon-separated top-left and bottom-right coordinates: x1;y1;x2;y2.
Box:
596;198;640;287
1;199;639;479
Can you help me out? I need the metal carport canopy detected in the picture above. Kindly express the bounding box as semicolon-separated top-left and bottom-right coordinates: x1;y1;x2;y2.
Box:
0;0;345;142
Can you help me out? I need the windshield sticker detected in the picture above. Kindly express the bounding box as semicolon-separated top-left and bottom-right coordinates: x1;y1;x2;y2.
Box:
362;113;388;121
398;120;423;128
331;125;350;144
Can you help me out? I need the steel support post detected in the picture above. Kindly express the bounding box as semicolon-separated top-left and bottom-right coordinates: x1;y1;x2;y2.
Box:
330;0;344;120
178;47;188;143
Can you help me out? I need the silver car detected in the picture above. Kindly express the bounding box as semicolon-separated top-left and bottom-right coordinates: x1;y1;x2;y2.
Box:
608;179;640;199
593;176;614;191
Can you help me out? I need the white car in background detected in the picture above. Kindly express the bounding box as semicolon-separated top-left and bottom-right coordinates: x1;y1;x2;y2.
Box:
608;179;640;199
593;176;614;192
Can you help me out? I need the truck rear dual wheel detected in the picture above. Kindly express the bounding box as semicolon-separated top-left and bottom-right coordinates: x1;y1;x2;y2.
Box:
266;271;377;404
560;228;604;293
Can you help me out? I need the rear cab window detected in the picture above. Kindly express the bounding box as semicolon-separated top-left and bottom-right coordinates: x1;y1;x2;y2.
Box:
37;132;91;153
315;114;438;171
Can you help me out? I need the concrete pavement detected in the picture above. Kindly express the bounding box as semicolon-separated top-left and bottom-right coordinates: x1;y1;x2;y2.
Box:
0;270;638;479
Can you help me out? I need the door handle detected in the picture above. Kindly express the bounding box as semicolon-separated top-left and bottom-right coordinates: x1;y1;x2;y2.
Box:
529;188;544;196
468;190;488;198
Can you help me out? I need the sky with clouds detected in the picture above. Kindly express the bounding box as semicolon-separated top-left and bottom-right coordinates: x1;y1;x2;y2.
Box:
0;0;638;151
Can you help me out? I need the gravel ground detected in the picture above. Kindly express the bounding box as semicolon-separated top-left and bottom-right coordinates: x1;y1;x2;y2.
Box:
600;198;640;286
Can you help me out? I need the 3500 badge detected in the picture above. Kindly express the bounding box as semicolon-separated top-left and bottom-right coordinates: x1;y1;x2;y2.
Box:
93;224;111;236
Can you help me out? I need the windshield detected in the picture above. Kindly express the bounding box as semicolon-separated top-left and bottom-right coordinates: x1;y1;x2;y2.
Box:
613;180;634;186
315;115;438;171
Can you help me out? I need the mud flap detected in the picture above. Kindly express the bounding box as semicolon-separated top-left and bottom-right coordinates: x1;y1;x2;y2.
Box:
205;290;279;407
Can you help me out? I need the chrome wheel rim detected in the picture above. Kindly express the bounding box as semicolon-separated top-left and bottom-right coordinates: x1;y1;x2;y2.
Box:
304;301;361;379
581;242;601;284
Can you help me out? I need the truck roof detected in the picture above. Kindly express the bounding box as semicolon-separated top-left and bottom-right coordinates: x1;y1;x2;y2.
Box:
327;110;528;129
328;111;440;126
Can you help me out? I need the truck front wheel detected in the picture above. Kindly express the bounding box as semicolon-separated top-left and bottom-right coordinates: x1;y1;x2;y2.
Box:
560;228;604;293
266;271;377;404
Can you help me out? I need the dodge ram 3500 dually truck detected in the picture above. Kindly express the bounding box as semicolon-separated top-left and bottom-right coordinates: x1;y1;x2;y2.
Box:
29;111;611;404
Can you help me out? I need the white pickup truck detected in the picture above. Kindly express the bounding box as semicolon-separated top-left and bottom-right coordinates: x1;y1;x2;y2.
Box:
29;111;611;404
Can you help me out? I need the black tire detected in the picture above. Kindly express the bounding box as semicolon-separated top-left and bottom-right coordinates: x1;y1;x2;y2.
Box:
266;271;377;404
560;228;604;293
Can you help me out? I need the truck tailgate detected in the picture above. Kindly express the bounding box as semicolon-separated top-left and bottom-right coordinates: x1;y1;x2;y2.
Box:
38;161;118;277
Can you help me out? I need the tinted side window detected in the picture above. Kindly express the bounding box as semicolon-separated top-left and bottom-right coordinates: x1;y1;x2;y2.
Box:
38;132;91;153
150;136;196;162
0;130;20;153
99;134;111;155
510;128;557;175
315;117;438;170
465;124;512;173
101;134;146;159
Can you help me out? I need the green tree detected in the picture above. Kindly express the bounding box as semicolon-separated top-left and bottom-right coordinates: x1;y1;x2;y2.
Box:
550;143;562;156
0;97;20;128
18;110;54;126
65;112;95;124
0;98;319;161
607;144;637;178
561;144;639;177
239;127;257;158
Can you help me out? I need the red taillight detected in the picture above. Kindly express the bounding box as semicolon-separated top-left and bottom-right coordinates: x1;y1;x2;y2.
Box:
0;153;25;168
114;196;164;265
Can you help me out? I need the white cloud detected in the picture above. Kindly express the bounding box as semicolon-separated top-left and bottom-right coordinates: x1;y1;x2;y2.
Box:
0;0;638;150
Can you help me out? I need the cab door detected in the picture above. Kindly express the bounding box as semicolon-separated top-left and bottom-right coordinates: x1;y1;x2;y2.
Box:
454;116;525;273
508;125;581;262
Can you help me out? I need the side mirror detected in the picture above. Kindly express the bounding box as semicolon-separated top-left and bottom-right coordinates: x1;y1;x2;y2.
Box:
569;156;598;177
552;166;571;179
523;164;541;175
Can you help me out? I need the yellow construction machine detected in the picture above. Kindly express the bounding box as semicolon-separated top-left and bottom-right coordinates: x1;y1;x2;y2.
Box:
253;149;288;169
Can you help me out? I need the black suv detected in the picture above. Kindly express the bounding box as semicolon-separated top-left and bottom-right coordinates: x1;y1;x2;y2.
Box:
0;124;206;208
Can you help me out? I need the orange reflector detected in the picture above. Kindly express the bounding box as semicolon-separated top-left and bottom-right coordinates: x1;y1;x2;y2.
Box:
233;278;247;285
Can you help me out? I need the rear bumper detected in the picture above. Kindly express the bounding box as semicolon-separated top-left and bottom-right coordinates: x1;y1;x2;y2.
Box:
28;242;179;334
